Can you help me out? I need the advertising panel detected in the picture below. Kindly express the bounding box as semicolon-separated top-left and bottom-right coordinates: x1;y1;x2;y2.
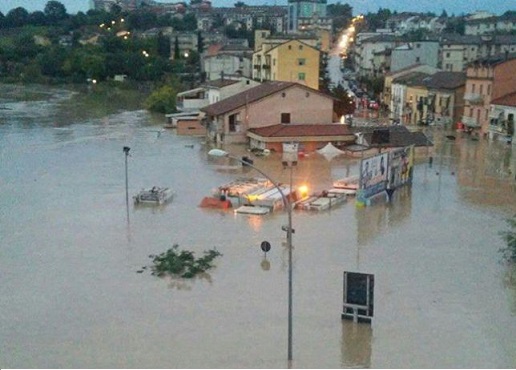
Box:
387;146;414;190
359;152;388;198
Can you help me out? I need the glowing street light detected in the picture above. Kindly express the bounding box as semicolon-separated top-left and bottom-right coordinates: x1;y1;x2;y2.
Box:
207;148;295;364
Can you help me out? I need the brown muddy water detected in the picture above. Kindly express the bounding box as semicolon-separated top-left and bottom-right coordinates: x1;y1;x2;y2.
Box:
0;85;515;368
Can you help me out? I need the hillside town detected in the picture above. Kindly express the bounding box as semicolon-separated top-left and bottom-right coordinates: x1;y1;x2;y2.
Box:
88;0;516;150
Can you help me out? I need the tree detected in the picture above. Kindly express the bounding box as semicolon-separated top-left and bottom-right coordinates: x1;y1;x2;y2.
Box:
5;7;30;28
444;16;465;35
196;31;204;54
44;1;68;23
28;11;47;26
234;1;247;7
144;84;179;113
173;36;180;60
327;2;353;34
157;32;171;59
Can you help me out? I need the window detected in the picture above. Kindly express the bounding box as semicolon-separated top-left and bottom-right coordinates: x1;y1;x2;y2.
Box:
298;72;306;80
298;58;306;66
299;45;303;50
472;84;476;93
480;84;483;95
229;113;240;132
487;84;491;95
446;52;451;58
288;45;292;50
416;57;420;63
281;113;291;124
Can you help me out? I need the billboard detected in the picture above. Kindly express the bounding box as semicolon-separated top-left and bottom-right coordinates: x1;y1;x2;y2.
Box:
387;146;414;190
342;271;374;323
359;152;388;198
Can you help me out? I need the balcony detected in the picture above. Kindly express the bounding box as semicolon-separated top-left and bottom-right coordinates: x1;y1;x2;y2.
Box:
461;115;480;128
463;93;484;105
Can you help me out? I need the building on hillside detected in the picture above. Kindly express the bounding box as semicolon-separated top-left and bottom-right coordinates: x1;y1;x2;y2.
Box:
200;81;337;145
440;34;516;72
287;0;330;33
461;53;516;135
203;43;253;80
385;13;446;35
90;0;141;11
253;39;320;90
488;92;516;143
208;6;288;33
465;12;516;35
352;34;401;78
390;41;439;73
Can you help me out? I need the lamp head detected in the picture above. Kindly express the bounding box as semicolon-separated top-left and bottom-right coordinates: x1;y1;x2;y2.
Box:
123;146;130;154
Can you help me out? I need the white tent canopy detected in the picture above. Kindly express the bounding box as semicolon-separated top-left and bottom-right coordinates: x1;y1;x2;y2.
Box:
316;142;346;160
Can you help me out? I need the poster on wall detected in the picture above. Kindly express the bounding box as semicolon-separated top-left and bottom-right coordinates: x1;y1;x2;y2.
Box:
359;152;389;198
387;146;414;190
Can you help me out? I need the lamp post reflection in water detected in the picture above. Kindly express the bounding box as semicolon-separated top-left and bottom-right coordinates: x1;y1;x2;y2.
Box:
208;148;294;364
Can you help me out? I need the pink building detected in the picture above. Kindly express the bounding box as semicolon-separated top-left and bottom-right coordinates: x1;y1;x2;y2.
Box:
462;53;516;135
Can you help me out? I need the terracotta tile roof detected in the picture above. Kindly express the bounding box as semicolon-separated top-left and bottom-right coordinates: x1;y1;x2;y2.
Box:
206;44;223;56
201;81;321;116
248;124;353;138
491;91;516;107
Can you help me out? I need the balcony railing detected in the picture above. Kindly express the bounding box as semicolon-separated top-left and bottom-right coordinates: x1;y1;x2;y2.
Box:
461;115;480;127
463;93;484;105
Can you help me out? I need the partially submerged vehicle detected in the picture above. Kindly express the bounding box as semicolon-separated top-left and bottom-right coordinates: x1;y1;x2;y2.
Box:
134;186;174;205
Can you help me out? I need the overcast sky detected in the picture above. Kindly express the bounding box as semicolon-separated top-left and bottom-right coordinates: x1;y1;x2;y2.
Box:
0;0;514;16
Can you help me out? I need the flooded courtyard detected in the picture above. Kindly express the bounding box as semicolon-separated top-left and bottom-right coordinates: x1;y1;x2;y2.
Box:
0;85;515;368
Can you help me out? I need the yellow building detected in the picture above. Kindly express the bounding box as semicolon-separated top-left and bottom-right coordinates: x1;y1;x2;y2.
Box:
253;39;320;90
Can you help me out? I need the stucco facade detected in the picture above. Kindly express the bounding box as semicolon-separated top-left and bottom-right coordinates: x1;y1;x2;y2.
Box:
462;55;516;134
253;39;320;90
202;83;334;144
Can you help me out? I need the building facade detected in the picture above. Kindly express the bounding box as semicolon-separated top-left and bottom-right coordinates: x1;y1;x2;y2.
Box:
253;39;320;90
462;53;516;134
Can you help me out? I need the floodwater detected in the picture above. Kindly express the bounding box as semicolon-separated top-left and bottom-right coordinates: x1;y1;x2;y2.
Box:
1;85;515;368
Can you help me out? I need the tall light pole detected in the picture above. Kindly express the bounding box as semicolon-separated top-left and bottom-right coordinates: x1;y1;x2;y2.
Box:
123;146;131;210
208;148;294;363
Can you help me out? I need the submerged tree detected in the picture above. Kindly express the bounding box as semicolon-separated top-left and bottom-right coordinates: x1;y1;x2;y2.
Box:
138;244;223;279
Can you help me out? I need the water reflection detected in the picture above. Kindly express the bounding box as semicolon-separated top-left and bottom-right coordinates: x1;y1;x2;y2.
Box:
341;320;373;368
355;185;412;246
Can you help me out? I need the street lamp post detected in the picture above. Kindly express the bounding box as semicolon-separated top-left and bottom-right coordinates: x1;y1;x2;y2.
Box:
208;149;294;363
123;146;131;209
